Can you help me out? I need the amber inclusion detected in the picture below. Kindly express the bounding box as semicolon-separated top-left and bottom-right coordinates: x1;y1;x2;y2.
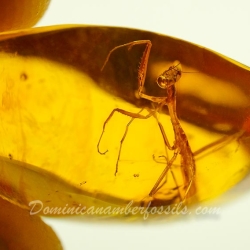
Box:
0;26;249;214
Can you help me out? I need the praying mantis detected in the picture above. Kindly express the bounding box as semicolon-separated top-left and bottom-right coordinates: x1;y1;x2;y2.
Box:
97;40;196;202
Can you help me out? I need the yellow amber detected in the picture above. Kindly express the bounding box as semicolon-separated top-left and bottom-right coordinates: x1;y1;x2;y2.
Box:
0;197;62;249
0;0;51;32
0;26;249;216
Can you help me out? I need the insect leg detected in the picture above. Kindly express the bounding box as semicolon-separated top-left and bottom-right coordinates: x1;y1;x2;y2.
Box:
152;154;183;200
101;40;165;103
156;120;176;151
101;40;152;72
114;108;145;175
149;148;180;196
194;130;245;159
97;107;156;174
151;112;183;199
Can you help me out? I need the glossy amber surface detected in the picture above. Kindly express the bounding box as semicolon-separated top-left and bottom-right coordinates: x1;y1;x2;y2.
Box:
0;26;249;216
0;196;62;249
0;0;50;32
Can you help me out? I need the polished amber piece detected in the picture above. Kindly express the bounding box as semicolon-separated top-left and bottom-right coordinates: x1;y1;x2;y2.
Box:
0;26;249;216
0;0;51;32
0;196;62;249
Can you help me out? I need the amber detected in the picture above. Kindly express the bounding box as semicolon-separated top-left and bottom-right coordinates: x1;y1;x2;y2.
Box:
0;0;51;32
0;26;249;217
0;197;62;249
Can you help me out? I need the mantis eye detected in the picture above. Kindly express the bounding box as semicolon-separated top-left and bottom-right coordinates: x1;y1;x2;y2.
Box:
156;76;167;89
156;61;182;89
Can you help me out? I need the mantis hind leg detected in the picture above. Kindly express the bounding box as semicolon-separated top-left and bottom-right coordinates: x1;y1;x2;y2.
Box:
152;154;183;201
149;148;180;196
